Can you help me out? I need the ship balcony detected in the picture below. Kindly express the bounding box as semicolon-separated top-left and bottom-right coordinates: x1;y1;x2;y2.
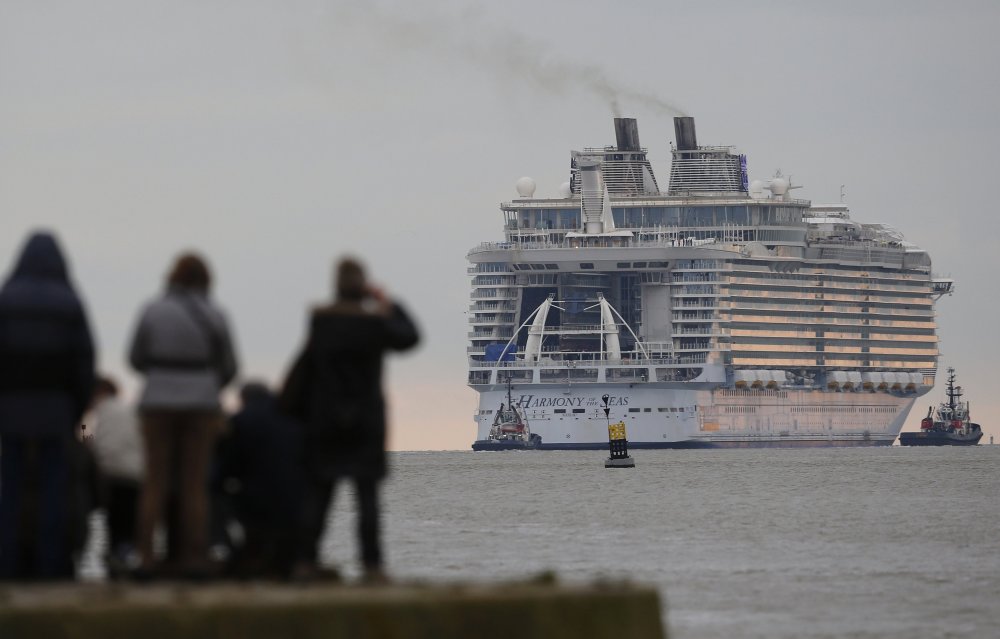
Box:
931;276;954;296
470;289;519;301
469;301;517;312
467;265;513;275
671;285;720;294
673;341;719;352
468;329;514;340
469;314;514;326
471;276;516;287
673;329;728;337
671;273;723;284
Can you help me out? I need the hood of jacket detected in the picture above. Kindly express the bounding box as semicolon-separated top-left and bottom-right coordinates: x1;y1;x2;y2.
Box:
8;232;69;284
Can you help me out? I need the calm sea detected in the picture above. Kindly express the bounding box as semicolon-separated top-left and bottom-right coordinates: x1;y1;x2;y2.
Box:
83;446;1000;638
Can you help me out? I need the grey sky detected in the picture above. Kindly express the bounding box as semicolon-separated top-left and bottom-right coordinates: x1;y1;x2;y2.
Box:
2;1;998;448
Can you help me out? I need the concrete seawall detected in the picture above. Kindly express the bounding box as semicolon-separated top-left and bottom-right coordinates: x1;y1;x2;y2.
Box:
0;581;666;639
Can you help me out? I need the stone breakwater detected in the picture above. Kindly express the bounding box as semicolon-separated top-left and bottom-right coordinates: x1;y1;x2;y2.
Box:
0;581;666;639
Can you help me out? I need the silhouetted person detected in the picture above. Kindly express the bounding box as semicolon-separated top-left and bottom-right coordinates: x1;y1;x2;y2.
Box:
0;232;95;580
129;253;238;578
89;376;143;576
215;382;302;579
281;258;418;582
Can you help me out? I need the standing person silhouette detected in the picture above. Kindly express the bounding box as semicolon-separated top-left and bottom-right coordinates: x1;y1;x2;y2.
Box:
0;231;95;580
281;258;419;583
128;253;238;579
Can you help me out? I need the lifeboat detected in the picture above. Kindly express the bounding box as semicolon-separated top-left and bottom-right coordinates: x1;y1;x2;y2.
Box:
861;372;879;391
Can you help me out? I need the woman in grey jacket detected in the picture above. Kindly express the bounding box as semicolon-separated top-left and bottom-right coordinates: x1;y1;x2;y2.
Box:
128;253;238;577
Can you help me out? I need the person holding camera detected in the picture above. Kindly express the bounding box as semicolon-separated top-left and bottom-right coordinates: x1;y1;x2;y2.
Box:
280;257;418;583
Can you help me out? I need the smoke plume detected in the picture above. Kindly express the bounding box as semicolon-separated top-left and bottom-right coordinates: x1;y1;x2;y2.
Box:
329;4;687;117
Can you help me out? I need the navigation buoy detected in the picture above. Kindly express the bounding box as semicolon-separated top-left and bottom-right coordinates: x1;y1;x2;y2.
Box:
602;394;635;468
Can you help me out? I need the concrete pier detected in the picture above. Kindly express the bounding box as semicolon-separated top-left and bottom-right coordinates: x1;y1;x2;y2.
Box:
0;580;666;639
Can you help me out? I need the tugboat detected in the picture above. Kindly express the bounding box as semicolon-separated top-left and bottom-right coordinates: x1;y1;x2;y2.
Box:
471;377;542;451
898;368;983;446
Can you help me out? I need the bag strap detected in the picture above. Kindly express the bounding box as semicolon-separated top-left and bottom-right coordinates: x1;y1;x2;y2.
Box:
175;293;224;373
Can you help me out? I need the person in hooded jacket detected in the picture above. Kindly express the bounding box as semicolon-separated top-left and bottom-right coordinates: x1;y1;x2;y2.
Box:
280;257;418;583
129;253;238;578
0;231;95;580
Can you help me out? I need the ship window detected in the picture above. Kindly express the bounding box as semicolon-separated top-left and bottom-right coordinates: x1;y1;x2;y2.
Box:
658;408;670;412
643;408;652;412
649;261;668;268
572;408;585;414
633;262;647;268
530;264;545;270
580;263;594;269
545;264;559;270
628;408;641;413
554;409;566;414
617;262;630;268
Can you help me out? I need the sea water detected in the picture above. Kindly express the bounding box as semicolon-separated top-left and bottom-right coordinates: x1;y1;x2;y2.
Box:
82;446;1000;638
364;447;999;639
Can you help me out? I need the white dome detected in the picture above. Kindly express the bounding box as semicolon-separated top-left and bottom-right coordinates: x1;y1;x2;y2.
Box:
749;180;764;197
769;178;789;196
515;176;537;198
558;181;572;198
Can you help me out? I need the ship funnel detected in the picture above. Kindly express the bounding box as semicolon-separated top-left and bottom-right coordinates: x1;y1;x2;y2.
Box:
674;116;698;151
614;117;641;152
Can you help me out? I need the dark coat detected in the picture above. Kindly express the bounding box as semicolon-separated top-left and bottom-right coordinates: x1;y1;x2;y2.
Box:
0;233;95;579
0;233;95;438
216;389;302;525
279;301;419;480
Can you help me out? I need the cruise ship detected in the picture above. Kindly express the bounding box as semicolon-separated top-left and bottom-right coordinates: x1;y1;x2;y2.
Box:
467;117;953;448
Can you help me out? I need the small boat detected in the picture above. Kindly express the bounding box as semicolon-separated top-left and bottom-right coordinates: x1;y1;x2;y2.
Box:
898;368;982;446
472;377;542;451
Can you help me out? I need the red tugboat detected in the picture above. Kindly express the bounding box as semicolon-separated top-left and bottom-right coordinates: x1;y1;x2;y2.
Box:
472;377;542;451
898;368;982;446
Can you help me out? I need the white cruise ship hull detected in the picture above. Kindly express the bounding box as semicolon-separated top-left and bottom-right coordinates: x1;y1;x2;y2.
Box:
473;385;916;449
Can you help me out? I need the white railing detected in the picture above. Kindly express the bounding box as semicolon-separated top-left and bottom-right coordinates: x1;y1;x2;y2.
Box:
469;353;708;369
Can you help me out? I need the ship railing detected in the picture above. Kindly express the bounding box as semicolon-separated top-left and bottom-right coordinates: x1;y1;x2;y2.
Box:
675;328;728;336
467;228;791;255
469;354;708;368
501;196;811;210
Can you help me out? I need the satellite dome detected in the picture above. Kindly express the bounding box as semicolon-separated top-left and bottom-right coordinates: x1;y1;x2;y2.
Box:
516;176;537;198
749;180;764;197
558;181;572;198
769;178;789;196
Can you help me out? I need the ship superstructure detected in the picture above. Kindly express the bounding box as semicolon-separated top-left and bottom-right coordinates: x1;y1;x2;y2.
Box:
468;117;952;448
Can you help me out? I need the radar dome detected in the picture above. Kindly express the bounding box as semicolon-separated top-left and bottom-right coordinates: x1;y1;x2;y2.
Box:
768;178;789;196
558;181;572;198
515;177;536;198
749;180;764;197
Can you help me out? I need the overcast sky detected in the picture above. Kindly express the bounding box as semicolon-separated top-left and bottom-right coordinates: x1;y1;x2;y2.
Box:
2;0;998;449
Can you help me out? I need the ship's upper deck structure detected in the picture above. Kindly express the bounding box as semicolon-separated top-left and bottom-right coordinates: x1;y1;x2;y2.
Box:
467;117;950;393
